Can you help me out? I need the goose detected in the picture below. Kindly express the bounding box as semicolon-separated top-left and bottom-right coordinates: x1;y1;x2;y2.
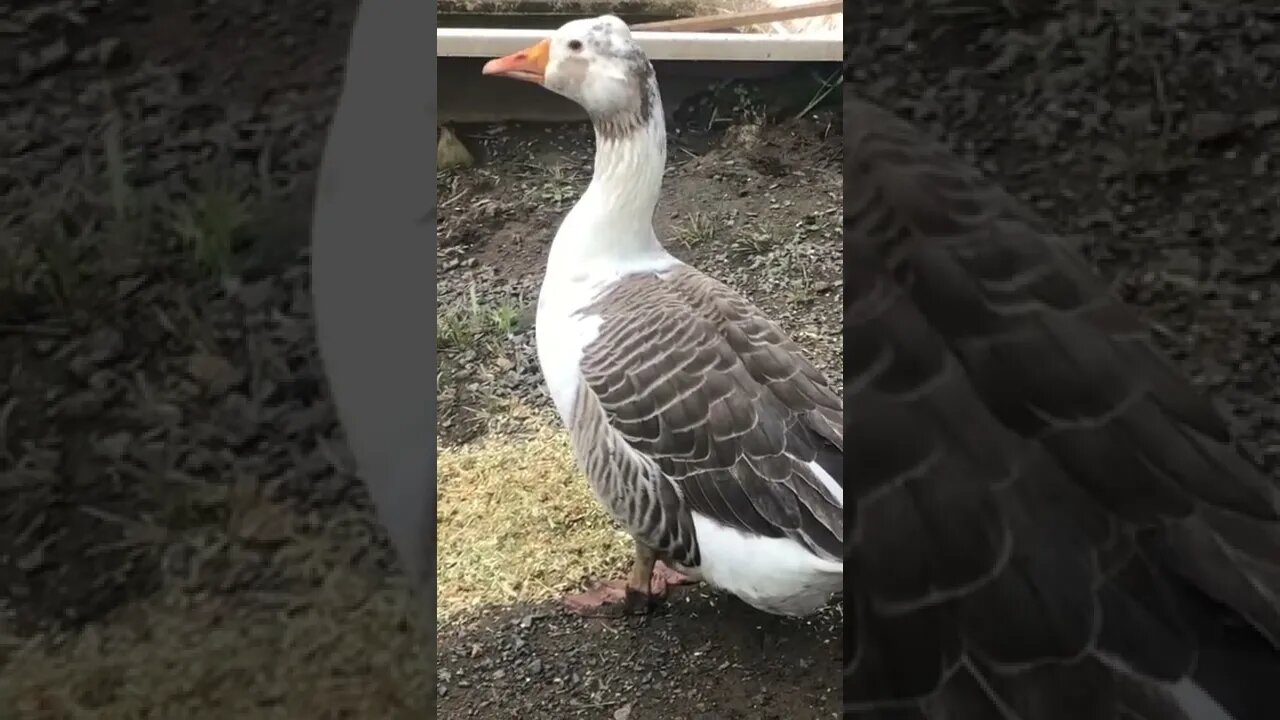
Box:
481;16;842;617
842;88;1280;719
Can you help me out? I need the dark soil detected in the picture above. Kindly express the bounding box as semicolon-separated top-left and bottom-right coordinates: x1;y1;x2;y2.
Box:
437;592;841;720
3;3;434;714
1;0;362;637
842;0;1279;469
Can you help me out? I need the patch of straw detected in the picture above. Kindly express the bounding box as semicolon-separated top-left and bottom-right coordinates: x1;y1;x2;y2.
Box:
436;421;631;624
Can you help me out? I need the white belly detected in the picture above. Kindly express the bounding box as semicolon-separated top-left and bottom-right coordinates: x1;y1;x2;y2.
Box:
685;513;842;617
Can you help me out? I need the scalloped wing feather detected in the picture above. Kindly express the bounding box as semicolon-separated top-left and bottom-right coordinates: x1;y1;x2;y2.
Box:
843;87;1280;720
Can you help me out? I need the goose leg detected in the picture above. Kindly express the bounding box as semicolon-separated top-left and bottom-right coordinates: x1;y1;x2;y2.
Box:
561;544;694;617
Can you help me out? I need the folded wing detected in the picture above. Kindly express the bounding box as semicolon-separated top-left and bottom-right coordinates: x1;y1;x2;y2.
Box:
572;266;843;567
843;88;1280;720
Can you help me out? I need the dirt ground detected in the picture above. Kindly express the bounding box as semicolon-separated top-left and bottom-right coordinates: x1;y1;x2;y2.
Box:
1;2;434;718
843;0;1279;475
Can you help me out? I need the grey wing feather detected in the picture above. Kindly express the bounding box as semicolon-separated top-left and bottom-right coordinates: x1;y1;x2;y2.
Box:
843;87;1280;720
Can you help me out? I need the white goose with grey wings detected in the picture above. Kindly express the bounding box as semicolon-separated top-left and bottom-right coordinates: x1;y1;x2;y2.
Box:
482;15;843;617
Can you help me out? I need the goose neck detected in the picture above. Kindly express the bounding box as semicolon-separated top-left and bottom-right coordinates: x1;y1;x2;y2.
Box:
548;103;668;268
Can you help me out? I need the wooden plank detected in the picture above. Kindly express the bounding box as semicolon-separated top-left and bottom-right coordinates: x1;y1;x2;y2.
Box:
440;56;792;123
438;27;841;61
630;1;841;32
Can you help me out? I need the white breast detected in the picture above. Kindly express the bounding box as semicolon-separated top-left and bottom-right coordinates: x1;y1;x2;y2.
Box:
534;277;603;426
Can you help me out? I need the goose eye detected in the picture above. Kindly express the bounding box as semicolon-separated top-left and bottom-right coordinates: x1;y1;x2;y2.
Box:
568;39;583;52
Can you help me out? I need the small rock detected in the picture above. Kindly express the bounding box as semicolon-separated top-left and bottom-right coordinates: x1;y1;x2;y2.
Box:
1251;108;1280;130
724;123;762;151
96;431;132;460
1187;111;1237;143
87;327;124;363
1114;104;1151;133
438;126;474;170
17;546;48;573
97;37;130;68
55;390;106;419
187;353;242;394
30;39;71;77
613;702;633;720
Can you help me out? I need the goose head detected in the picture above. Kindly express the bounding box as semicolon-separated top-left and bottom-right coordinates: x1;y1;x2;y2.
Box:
483;16;668;265
482;15;657;136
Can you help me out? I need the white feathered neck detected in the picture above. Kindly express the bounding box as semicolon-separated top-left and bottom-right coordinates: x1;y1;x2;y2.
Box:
546;87;670;275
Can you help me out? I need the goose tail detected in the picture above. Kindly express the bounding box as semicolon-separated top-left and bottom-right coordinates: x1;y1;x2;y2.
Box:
1181;602;1280;720
1112;577;1280;720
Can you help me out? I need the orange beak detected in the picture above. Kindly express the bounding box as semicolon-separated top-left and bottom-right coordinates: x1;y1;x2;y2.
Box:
481;38;550;83
481;39;551;84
